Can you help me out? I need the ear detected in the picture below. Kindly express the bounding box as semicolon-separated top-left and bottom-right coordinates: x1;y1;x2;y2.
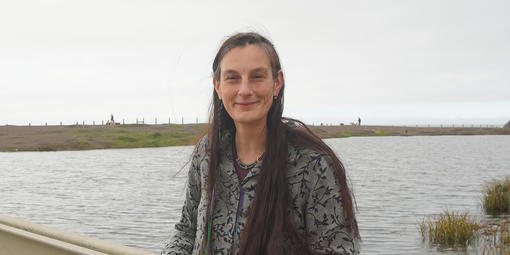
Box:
213;78;221;100
273;70;284;97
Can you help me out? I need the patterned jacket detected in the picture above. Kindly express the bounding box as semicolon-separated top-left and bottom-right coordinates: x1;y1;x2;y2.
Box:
161;133;360;255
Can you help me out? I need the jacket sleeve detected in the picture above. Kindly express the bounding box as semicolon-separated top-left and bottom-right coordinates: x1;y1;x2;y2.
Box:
161;145;203;255
304;154;360;255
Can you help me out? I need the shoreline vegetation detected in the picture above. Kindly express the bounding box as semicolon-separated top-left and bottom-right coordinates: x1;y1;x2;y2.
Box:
1;123;509;152
420;177;510;254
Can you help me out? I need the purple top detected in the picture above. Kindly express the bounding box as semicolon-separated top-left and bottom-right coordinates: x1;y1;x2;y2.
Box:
232;147;252;183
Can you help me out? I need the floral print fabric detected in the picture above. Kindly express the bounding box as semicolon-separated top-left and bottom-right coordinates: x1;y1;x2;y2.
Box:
161;133;359;255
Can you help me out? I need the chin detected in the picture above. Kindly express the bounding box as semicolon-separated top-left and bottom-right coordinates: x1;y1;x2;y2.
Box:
232;114;264;125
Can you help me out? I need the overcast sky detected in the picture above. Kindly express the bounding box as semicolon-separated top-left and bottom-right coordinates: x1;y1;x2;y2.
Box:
1;0;509;126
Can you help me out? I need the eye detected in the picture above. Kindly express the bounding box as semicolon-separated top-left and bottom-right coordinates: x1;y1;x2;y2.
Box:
253;74;265;79
225;76;238;80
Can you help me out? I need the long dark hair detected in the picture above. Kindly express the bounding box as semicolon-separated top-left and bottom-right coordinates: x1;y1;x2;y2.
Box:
202;32;359;254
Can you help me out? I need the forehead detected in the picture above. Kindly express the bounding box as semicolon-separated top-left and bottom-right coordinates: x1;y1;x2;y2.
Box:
220;44;271;73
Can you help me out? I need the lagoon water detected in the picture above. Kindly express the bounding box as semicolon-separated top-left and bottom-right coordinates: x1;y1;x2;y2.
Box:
1;135;509;254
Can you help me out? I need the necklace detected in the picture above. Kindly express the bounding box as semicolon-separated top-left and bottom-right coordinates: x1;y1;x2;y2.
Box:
236;153;264;170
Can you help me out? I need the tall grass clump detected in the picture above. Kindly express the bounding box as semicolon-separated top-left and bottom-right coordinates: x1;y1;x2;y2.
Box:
484;177;510;215
419;211;482;247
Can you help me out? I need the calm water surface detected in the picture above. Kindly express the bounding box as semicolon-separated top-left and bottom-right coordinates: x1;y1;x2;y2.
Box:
1;135;509;254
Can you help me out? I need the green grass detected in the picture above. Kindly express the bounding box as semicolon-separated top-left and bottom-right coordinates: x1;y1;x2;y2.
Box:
484;177;510;215
107;131;195;149
335;132;352;137
419;211;481;248
374;130;389;136
6;127;200;151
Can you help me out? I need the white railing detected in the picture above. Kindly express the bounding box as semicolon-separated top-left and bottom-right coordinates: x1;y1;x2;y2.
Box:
0;214;157;255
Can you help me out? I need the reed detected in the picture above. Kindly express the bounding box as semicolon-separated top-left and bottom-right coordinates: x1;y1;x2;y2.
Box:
483;177;510;215
419;211;481;247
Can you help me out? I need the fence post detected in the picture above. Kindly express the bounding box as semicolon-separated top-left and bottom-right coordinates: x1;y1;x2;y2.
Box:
168;117;171;125
155;118;157;125
29;123;31;127
182;117;184;124
45;122;47;126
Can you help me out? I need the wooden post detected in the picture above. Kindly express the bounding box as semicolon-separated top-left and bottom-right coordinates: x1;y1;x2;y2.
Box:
123;119;125;125
143;118;145;124
29;123;31;127
60;121;62;126
102;120;104;125
196;117;198;124
45;122;47;126
182;117;184;124
155;118;157;125
168;117;171;125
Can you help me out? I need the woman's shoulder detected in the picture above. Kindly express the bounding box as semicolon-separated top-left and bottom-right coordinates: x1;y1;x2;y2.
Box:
288;143;326;162
194;134;208;152
192;130;233;157
287;142;333;175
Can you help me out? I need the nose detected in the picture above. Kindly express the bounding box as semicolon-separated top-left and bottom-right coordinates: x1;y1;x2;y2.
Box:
238;77;253;96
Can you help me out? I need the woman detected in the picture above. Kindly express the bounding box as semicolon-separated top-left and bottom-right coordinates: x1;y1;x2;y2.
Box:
162;32;360;255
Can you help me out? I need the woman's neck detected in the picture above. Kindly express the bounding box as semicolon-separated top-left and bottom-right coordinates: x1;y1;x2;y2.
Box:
234;121;267;164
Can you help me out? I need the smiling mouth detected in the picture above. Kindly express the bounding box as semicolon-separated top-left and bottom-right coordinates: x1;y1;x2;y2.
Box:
235;102;258;107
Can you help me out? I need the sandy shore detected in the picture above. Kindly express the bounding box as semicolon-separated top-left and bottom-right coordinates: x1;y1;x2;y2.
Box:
1;124;508;152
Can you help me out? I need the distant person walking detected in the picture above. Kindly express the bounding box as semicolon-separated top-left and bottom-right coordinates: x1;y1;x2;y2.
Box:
358;117;361;126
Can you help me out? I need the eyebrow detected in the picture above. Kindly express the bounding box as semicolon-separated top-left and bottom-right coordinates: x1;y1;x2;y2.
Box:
222;67;270;76
222;69;239;76
250;67;270;74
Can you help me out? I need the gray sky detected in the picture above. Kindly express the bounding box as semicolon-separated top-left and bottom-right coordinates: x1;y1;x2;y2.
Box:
1;0;509;126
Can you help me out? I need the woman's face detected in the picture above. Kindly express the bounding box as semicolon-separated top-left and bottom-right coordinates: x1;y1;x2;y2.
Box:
214;45;283;126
